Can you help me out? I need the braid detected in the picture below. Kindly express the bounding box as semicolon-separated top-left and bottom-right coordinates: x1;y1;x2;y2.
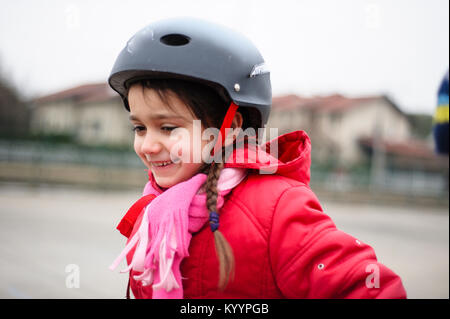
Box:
206;161;223;212
205;149;235;291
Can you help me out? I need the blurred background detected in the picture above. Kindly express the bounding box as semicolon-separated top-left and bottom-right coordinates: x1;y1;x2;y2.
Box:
0;0;448;299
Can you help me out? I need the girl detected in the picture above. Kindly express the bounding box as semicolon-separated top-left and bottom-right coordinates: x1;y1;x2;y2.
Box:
108;17;407;299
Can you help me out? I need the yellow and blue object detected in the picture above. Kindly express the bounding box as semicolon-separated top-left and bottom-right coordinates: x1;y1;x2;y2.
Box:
433;70;449;154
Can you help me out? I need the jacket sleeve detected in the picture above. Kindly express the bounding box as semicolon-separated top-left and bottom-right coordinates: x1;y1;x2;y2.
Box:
269;185;407;299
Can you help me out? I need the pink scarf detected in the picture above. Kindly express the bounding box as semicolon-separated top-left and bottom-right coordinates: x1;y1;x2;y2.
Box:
109;167;247;298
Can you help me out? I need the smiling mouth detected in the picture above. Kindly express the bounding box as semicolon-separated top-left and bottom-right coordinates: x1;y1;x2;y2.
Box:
151;160;174;167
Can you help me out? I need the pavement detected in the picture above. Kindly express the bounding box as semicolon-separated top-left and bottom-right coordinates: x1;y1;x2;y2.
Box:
0;182;448;299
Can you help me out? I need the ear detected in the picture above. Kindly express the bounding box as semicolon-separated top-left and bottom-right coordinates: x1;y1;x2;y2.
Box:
223;112;244;148
231;111;243;130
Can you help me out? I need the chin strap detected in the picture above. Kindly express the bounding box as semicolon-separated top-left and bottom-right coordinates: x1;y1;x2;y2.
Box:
212;102;239;157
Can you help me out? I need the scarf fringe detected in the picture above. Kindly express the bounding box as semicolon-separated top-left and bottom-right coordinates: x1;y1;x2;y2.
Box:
109;176;206;293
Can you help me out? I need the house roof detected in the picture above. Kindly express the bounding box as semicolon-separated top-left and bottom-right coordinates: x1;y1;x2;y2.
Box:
358;136;438;159
358;136;449;170
33;82;118;105
272;93;405;116
270;94;313;110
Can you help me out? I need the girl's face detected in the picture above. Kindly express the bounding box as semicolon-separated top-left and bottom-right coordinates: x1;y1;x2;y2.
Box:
128;84;210;189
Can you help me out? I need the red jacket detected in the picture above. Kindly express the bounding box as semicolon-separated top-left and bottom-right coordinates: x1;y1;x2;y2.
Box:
121;130;407;299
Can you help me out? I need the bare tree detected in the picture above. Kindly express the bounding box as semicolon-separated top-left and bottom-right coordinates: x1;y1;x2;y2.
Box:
0;62;30;138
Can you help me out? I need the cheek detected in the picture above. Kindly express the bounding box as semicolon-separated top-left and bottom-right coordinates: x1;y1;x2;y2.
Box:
133;137;141;156
133;137;147;163
167;134;192;163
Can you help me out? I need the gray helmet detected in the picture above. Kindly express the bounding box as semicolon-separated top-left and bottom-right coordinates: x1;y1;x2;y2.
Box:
108;17;272;127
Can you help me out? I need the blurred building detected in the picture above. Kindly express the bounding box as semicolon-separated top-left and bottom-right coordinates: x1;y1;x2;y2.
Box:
30;83;131;146
270;94;415;166
270;93;448;197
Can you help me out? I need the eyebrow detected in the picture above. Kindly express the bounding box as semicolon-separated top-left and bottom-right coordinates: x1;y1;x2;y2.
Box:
129;114;188;121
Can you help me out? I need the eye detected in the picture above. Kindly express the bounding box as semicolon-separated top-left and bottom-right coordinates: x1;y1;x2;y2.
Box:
132;125;146;133
161;126;177;132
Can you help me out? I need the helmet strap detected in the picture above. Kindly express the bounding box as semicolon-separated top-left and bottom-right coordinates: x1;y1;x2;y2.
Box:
211;102;239;158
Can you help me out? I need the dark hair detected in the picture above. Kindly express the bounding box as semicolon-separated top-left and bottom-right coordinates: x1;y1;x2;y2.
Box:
140;78;261;131
133;78;260;290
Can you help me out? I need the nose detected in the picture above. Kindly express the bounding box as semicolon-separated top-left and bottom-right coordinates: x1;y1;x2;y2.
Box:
140;133;163;155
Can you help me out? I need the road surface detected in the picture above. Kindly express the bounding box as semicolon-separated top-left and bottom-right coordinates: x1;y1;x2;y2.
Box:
0;183;448;299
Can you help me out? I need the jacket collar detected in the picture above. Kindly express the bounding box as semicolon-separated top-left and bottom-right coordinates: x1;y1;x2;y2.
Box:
224;130;311;186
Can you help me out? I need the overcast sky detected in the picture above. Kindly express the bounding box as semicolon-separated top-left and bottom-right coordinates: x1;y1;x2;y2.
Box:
0;0;448;114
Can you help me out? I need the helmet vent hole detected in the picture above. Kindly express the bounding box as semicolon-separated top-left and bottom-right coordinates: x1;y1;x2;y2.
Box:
160;34;190;46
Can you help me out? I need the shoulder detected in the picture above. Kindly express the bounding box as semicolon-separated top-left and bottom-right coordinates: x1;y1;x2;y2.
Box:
234;170;310;194
232;170;319;207
224;171;323;236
